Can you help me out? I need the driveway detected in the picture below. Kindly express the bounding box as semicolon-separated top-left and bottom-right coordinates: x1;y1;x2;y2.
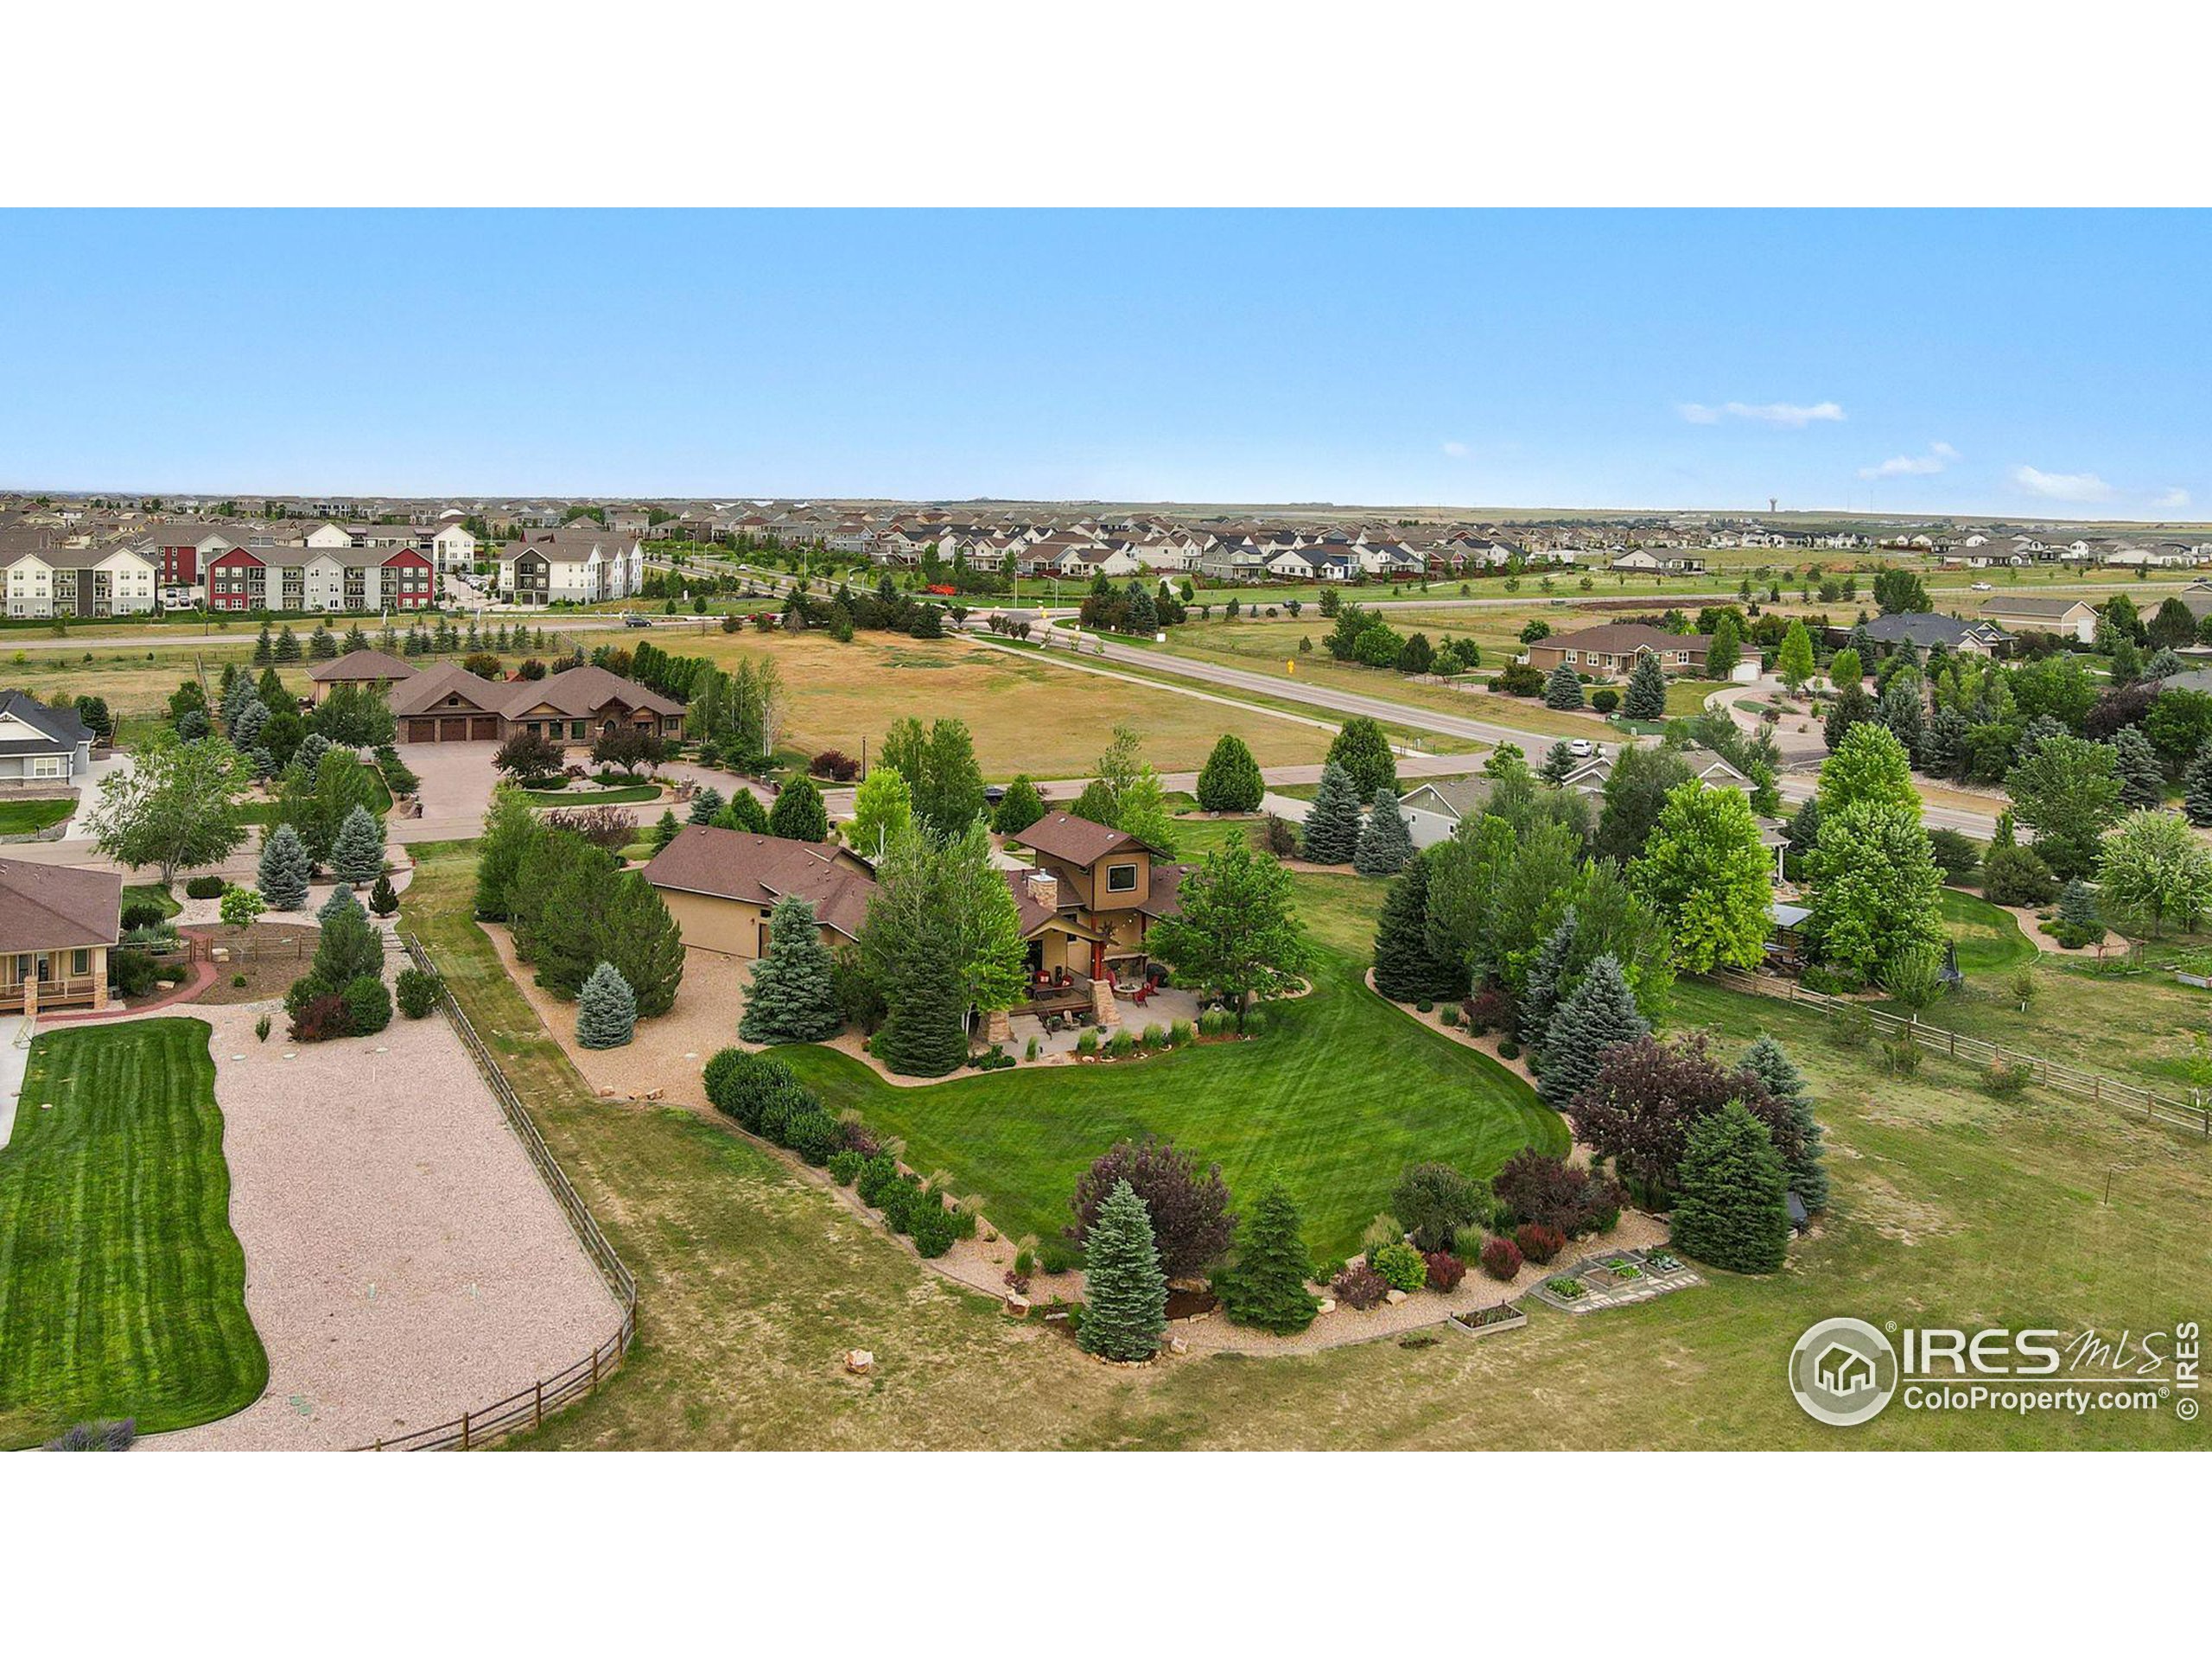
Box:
388;740;503;842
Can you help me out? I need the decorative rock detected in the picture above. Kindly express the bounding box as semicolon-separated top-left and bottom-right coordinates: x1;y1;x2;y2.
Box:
1385;1288;1409;1306
1166;1335;1188;1356
1003;1294;1032;1318
844;1350;874;1376
1315;1298;1336;1315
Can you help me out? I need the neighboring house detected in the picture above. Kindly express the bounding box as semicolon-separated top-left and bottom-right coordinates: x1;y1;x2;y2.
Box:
496;529;645;605
1853;613;2014;655
1003;812;1190;998
1264;549;1315;581
391;662;685;746
305;648;416;704
1396;773;1495;849
0;856;121;1013
0;692;94;785
1523;623;1714;678
1976;595;2096;645
641;824;875;958
1;541;158;618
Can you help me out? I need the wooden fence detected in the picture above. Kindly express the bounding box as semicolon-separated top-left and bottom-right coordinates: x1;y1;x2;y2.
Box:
352;937;638;1450
1705;969;2210;1137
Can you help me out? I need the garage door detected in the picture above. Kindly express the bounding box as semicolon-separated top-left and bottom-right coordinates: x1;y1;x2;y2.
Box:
404;717;438;743
439;717;469;741
470;716;499;741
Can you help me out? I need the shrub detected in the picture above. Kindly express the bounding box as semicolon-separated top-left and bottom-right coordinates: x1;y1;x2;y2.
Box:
231;972;248;989
1415;998;1433;1014
120;899;168;931
702;1048;813;1135
1591;687;1620;715
1071;1135;1235;1280
1514;1223;1566;1265
1496;1038;1521;1060
1983;1058;2032;1096
1450;1222;1489;1262
1361;1212;1406;1255
1105;1028;1135;1058
184;875;226;900
1331;1260;1389;1310
827;1148;865;1185
1491;1150;1625;1237
811;747;861;782
1167;1020;1195;1047
1370;1240;1427;1293
1438;1003;1459;1027
395;967;442;1019
1243;1008;1268;1036
1834;1004;1875;1049
289;991;351;1042
254;1013;270;1043
1422;1250;1466;1292
1462;987;1513;1035
342;974;391;1035
43;1418;137;1452
878;1175;921;1232
1197;1009;1226;1037
855;1154;903;1209
1391;1162;1486;1252
782;1107;844;1165
838;1118;884;1160
1141;1022;1168;1048
1983;843;2059;907
1075;1028;1099;1056
907;1190;959;1257
1479;1236;1524;1281
1038;1237;1082;1275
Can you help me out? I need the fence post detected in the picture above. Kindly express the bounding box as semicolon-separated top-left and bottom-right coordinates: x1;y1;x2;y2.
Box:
591;1347;600;1395
535;1378;543;1429
461;1409;471;1451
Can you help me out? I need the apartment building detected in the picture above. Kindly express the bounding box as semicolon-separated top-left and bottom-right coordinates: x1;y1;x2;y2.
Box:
495;528;645;605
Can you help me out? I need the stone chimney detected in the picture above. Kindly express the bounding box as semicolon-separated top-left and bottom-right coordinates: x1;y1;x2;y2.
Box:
1026;868;1059;910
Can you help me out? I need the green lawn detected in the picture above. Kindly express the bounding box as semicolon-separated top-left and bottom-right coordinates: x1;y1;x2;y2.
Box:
1663;677;1732;716
0;797;75;836
123;882;181;918
0;1019;266;1447
1941;887;2038;976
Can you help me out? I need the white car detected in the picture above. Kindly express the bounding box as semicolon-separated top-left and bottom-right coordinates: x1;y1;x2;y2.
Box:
1567;738;1597;758
1970;581;1993;591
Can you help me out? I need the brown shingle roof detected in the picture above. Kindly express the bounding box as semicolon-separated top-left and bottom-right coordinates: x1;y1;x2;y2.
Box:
642;824;874;939
0;858;121;951
496;665;683;721
1009;810;1156;864
1538;623;1713;654
390;663;505;717
308;648;416;683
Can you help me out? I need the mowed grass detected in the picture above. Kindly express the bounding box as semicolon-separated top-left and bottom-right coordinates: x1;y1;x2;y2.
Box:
561;626;1334;778
0;1019;266;1447
1940;887;2039;976
0;797;76;836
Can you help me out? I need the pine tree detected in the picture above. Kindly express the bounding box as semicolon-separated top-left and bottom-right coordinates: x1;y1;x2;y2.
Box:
1195;733;1264;813
253;621;275;665
1669;1101;1791;1274
1741;1035;1827;1211
990;775;1046;836
576;961;638;1049
688;785;726;824
1537;952;1649;1109
329;804;385;887
738;895;843;1044
719;789;770;835
1353;784;1413;875
1077;1179;1168;1361
1542;660;1586;710
343;624;370;654
1540;741;1575;785
2055;879;2105;947
2186;741;2212;827
1521;906;1580;1052
232;700;270;749
1214;1179;1319;1334
650;809;683;851
870;944;969;1077
1300;760;1363;864
1622;652;1668;721
2112;726;2166;810
257;823;311;911
766;776;829;842
308;620;337;660
318;882;364;924
368;873;399;916
1371;853;1465;1003
274;625;302;663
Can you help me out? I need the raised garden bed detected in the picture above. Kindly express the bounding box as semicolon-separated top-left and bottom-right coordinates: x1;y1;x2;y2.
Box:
1529;1247;1702;1313
1447;1300;1528;1337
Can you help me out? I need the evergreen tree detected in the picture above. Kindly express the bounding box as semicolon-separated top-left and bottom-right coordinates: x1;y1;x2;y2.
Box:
1352;784;1413;875
1918;703;1972;779
1371;852;1465;1003
1300;760;1364;864
2055;879;2106;947
474;785;538;921
274;625;302;663
738;895;844;1044
650;809;683;851
1741;1035;1827;1211
253;621;275;664
990;774;1046;836
311;901;383;988
1540;740;1576;785
719;789;771;834
1823;681;1880;752
1537;953;1649;1109
1878;672;1924;754
329;804;385;887
369;872;399;916
343;624;370;654
688;785;726;824
767;775;829;841
2112;725;2166;810
1521;906;1580;1052
1214;1179;1319;1334
257;823;311;911
1194;733;1265;813
1325;716;1398;797
318;882;364;924
869;940;969;1076
1542;660;1586;709
232;699;270;750
1077;1179;1168;1362
2184;741;2212;827
576;961;638;1049
308;620;337;660
1669;1101;1791;1274
1622;652;1668;721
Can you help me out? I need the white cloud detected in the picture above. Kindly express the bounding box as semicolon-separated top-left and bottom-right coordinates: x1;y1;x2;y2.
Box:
1440;440;1469;459
1680;400;1846;429
2154;486;2192;510
2012;464;2114;503
1859;440;1961;480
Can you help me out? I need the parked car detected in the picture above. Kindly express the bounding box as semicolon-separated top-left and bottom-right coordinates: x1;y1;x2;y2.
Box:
1568;738;1597;758
622;613;654;627
1970;581;1993;591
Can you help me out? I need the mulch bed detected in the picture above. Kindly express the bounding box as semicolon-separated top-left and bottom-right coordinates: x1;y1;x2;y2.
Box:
1166;1287;1218;1321
185;921;322;1005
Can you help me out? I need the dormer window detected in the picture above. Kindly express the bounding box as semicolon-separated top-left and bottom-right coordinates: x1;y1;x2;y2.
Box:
1105;862;1139;894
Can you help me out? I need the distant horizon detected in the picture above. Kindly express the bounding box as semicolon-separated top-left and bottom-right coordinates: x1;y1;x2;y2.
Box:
7;209;2208;520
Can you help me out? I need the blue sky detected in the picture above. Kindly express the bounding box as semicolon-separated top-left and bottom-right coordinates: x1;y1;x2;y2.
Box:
5;209;2206;518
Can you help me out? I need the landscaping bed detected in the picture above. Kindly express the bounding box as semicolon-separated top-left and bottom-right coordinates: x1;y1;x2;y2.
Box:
191;921;324;1004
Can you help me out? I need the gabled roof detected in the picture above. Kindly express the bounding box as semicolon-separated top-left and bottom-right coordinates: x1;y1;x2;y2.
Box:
496;664;683;721
643;824;874;939
1010;810;1160;865
390;663;506;717
0;857;120;950
308;648;416;683
1399;774;1496;820
0;690;90;750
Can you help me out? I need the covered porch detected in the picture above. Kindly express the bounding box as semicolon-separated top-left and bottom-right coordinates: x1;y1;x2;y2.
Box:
0;944;111;1014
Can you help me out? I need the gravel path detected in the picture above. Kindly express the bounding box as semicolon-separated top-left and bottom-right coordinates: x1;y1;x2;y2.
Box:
148;1001;625;1451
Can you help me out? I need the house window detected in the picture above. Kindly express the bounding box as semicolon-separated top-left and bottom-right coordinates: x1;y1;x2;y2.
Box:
71;949;88;977
571;721;587;740
1105;862;1139;893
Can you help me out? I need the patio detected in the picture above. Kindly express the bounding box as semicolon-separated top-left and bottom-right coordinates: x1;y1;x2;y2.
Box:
1003;980;1206;1059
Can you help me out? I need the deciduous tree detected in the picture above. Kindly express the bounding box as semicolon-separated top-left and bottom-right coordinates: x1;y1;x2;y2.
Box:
1630;782;1773;973
85;728;250;884
1146;838;1313;1031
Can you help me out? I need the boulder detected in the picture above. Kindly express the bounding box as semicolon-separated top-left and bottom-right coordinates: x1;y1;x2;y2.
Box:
1003;1294;1031;1318
1315;1298;1337;1316
844;1350;874;1376
1385;1288;1409;1306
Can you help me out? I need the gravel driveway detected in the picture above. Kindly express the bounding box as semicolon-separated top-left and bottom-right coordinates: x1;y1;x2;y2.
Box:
149;1002;625;1451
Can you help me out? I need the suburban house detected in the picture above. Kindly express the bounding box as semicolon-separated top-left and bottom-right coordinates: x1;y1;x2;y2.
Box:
1395;773;1495;850
643;824;875;958
388;661;685;746
1851;613;2014;655
0;856;121;1013
0;691;96;785
496;529;645;605
0;541;158;618
305;648;416;703
1523;623;1714;679
1975;595;2096;645
1000;812;1191;1030
1609;550;1707;575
